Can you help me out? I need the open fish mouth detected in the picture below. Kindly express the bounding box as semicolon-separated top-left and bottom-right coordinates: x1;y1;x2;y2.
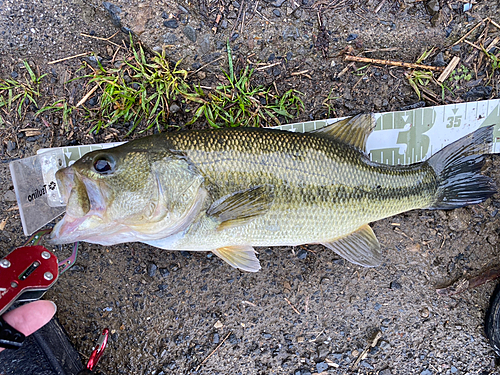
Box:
49;167;109;244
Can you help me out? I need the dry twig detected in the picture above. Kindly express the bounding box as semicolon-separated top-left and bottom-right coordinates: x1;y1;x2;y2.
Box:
437;56;460;82
284;297;301;314
374;0;386;13
80;31;123;49
351;331;382;370
453;18;485;46
76;85;99;108
436;265;500;297
195;331;232;371
48;52;90;65
345;55;445;71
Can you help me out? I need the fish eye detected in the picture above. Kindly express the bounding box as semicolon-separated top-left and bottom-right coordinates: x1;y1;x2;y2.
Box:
93;155;115;174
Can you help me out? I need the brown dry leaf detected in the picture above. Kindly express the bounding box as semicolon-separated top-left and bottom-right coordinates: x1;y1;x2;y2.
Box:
0;218;7;231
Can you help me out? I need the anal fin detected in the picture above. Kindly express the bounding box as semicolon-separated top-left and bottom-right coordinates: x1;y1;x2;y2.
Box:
321;224;382;267
212;246;261;272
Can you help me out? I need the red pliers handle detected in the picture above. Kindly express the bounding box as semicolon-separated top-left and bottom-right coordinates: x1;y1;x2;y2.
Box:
0;245;59;349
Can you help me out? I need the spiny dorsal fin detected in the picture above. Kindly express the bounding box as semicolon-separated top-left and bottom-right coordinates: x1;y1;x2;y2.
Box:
212;246;261;272
321;224;382;267
312;113;376;153
207;185;274;231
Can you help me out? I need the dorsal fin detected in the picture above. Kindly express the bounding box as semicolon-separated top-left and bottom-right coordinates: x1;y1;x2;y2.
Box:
311;113;375;153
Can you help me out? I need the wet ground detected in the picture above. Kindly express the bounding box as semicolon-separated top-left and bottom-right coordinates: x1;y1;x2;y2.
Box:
1;0;500;373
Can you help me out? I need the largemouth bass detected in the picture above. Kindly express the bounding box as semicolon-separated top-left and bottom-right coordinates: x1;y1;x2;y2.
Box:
49;115;496;271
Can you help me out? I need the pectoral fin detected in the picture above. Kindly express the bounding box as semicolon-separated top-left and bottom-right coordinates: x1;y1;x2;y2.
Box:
321;224;382;267
208;185;274;231
212;246;261;272
311;113;375;153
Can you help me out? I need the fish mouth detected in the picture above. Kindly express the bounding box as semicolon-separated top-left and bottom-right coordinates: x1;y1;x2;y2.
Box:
49;167;109;244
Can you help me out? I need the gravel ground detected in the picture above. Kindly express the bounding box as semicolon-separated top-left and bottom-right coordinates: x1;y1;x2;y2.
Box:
1;0;500;374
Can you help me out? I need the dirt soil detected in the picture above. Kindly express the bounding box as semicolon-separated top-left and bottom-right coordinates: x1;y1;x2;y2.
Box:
1;0;500;373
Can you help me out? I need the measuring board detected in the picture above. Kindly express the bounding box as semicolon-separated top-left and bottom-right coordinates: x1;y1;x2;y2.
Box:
9;99;500;235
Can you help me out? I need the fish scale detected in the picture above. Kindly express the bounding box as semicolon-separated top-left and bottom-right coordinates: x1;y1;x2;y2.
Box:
50;115;495;272
160;128;437;248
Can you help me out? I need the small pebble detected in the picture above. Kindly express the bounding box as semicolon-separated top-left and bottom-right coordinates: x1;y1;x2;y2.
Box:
379;340;391;350
432;52;446;67
88;96;99;106
273;9;281;16
360;361;374;369
316;362;328;373
346;33;358;42
390;281;402;289
262;332;272;339
420;307;430;318
11;71;18;79
3;190;17;202
7;141;16;152
183;26;197;42
159;268;170;277
212;333;220;344
296;249;308;260
147;263;157;277
163;33;178;44
163;19;179;29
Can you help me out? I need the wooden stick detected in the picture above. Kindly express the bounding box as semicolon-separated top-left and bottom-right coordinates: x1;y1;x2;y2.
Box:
255;61;281;71
80;32;123;49
284;297;300;314
374;0;386;13
488;17;500;31
76;84;100;108
195;331;232;371
477;21;490;71
337;61;355;78
291;70;310;76
48;52;90;65
453;18;485;46
345;55;445;71
437;56;461;82
436;265;500;297
485;36;500;52
188;55;225;76
464;39;483;52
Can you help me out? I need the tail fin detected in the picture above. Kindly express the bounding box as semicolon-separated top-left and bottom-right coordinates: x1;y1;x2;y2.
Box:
427;125;496;210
